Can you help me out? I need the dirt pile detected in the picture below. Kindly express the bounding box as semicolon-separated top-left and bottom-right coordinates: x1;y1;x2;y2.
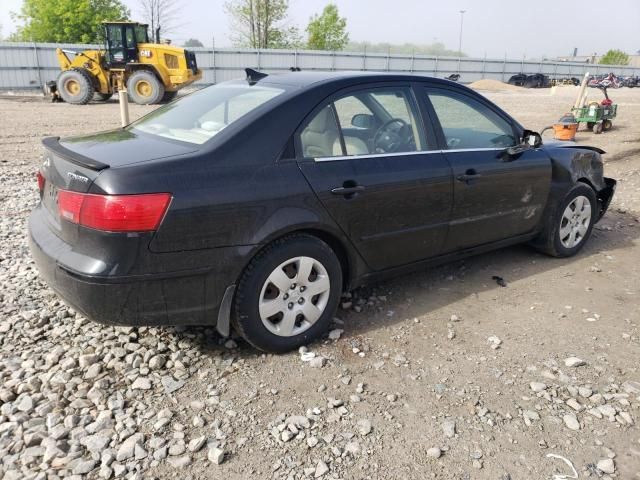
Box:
468;79;524;92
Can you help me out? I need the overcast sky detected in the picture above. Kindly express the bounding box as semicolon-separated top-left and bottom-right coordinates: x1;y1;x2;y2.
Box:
1;0;638;59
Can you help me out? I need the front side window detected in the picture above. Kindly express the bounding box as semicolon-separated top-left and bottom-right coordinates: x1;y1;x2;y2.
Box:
130;83;285;145
300;87;425;158
427;90;517;149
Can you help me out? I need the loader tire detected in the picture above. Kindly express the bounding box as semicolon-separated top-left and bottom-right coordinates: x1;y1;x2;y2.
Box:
127;71;165;105
56;69;95;105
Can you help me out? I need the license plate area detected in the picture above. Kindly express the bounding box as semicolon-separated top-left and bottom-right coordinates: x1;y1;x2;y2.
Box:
43;182;59;216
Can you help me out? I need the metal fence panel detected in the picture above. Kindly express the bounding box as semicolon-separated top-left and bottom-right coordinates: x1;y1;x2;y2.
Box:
0;41;637;92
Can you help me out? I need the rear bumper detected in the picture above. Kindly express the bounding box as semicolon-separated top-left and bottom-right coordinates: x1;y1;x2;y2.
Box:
28;205;244;328
596;177;617;221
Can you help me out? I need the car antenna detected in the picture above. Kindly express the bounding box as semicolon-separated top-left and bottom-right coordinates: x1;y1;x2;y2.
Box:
245;68;268;85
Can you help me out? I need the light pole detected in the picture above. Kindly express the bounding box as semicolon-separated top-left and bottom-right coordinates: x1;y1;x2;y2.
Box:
458;10;466;57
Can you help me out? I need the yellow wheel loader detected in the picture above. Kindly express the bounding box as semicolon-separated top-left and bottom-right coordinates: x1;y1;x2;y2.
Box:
51;21;202;105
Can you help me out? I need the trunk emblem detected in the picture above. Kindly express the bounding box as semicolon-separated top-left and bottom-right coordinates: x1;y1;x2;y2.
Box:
67;172;89;183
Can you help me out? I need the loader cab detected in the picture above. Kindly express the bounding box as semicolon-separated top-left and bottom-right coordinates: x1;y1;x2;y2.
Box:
103;22;149;67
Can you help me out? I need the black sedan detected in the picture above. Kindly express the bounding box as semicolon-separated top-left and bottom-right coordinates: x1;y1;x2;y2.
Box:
29;70;616;352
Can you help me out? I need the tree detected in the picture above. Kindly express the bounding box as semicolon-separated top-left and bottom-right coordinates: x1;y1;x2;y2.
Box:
306;4;348;51
599;49;630;65
136;0;183;39
11;0;130;43
225;0;301;49
183;38;204;47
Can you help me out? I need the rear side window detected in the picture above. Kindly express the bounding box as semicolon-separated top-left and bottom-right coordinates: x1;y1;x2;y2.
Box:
427;90;517;149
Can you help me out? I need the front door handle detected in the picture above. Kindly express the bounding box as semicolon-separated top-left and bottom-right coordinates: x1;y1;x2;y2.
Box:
331;185;365;197
456;170;482;184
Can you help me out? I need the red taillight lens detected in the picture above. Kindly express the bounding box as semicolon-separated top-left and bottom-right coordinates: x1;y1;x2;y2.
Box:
37;171;45;193
57;191;171;232
58;190;84;223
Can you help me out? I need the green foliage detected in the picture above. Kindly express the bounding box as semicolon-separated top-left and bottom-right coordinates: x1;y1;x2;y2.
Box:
183;38;204;47
599;49;630;65
11;0;130;43
347;41;464;57
306;4;348;51
225;0;301;49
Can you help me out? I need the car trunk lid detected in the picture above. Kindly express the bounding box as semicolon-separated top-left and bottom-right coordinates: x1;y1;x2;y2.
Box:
55;128;198;168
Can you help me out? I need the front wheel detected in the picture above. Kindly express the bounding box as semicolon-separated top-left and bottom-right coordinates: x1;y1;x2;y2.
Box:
56;69;95;105
233;234;343;353
533;183;597;257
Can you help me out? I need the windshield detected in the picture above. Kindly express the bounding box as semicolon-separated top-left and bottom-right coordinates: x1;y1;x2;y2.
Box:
129;83;285;145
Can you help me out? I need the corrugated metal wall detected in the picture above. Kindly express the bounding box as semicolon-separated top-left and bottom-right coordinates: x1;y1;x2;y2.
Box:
1;41;637;91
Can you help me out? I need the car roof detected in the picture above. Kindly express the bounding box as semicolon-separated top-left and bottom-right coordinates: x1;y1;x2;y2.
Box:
259;70;456;89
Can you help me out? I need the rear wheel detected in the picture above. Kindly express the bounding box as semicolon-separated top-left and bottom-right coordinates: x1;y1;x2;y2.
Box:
533;183;597;257
127;71;165;105
56;69;95;105
233;234;343;353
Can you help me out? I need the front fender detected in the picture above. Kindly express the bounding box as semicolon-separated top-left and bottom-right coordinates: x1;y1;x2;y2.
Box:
539;144;616;224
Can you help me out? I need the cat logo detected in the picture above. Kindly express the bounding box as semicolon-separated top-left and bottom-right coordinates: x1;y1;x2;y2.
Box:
139;50;152;58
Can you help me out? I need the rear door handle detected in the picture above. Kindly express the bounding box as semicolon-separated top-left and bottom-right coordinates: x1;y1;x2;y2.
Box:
331;185;365;196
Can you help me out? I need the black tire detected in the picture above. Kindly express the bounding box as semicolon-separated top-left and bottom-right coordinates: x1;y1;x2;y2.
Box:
603;119;613;131
233;234;343;353
160;91;178;103
533;183;597;258
593;122;603;134
126;70;165;105
56;69;95;105
93;92;113;102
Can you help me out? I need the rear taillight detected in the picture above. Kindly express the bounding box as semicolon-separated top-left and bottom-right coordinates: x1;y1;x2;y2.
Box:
37;171;45;193
57;191;171;232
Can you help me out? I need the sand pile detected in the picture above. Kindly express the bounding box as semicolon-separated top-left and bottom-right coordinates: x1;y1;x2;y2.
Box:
468;79;524;92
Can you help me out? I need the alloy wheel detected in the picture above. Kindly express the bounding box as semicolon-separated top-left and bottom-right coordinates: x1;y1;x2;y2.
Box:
559;195;592;248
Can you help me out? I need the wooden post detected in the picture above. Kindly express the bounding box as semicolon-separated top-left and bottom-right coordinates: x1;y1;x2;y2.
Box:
117;75;130;127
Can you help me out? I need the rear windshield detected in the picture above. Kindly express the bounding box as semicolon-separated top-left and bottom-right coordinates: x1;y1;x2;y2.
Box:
129;83;285;145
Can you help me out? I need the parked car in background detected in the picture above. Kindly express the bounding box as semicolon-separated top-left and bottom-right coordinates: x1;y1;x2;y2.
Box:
29;70;616;352
508;73;551;88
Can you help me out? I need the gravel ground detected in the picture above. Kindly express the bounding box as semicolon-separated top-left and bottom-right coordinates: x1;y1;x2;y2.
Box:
1;85;639;480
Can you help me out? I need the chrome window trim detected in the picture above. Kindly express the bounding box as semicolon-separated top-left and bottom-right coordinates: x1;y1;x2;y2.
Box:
313;147;505;162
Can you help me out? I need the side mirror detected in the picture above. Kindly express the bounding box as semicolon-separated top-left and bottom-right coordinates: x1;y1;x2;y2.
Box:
351;114;374;129
522;129;542;148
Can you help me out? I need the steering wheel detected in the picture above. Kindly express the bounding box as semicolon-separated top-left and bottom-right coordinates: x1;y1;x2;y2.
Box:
373;118;409;153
